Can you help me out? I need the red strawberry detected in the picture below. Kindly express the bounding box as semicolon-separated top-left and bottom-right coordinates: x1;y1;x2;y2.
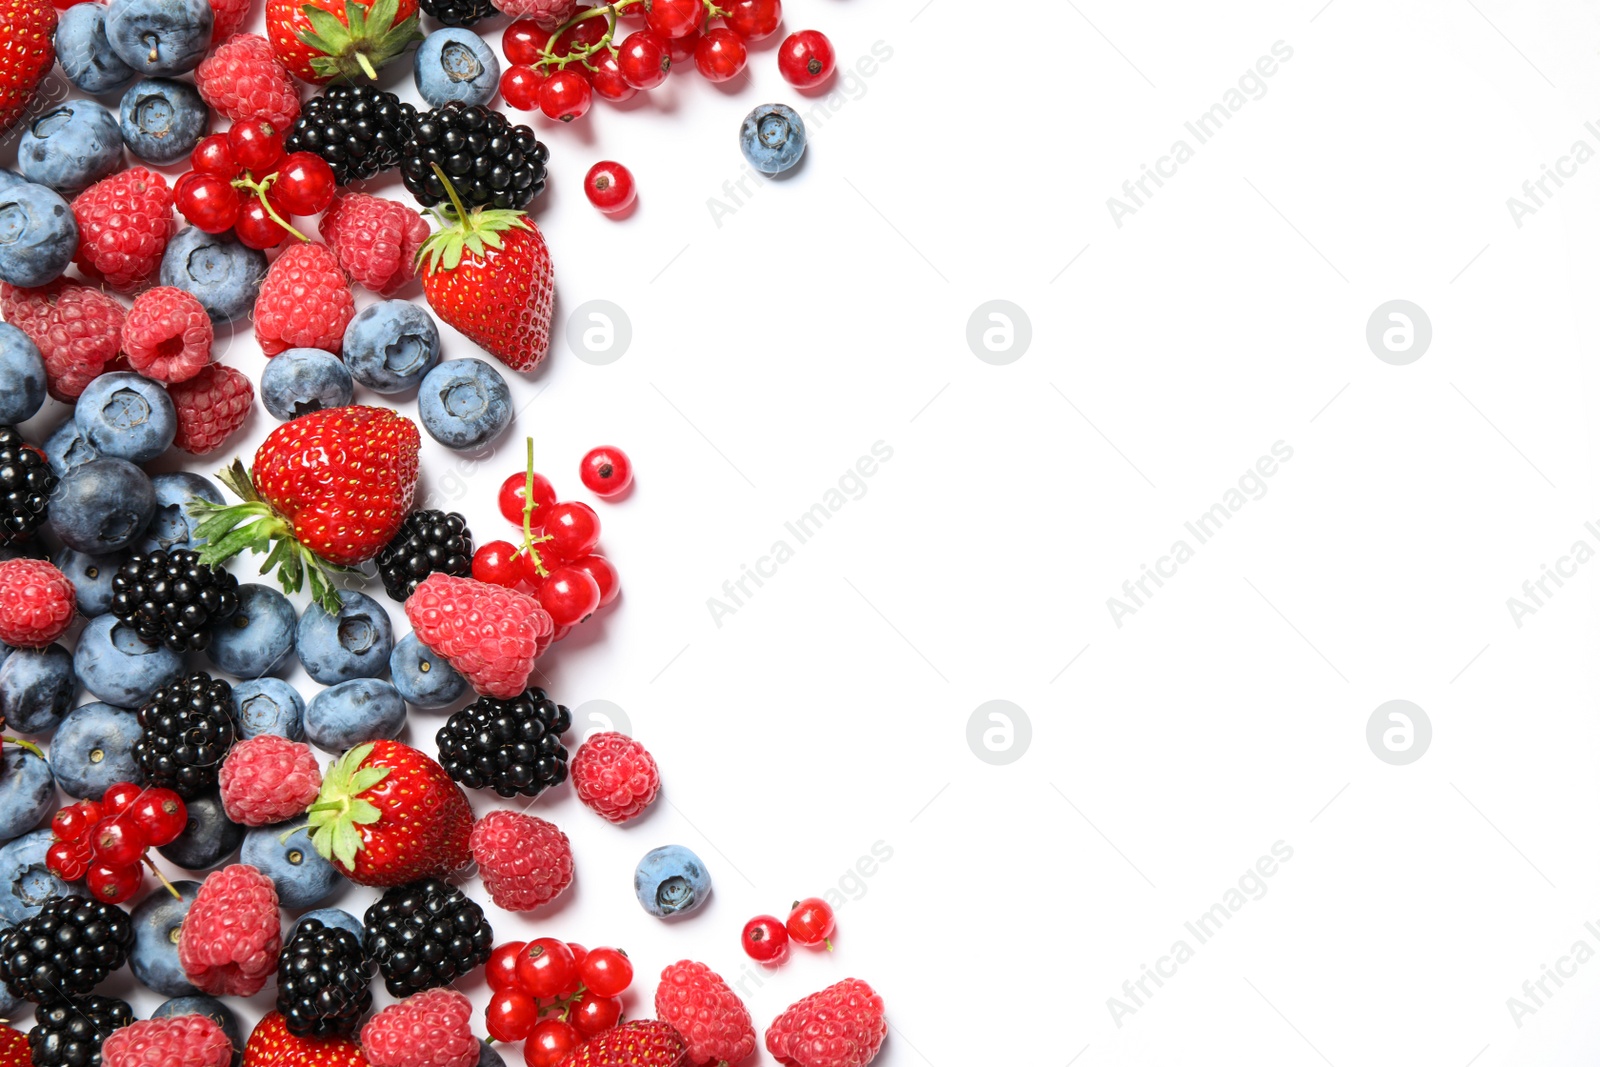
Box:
561;1021;687;1067
242;1012;368;1067
0;1022;30;1066
266;0;421;84
306;739;472;887
420;175;554;373
190;405;419;612
0;0;55;137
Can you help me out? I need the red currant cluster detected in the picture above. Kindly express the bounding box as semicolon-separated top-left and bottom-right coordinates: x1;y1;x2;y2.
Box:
485;938;635;1063
45;783;189;904
174;123;336;250
741;896;836;965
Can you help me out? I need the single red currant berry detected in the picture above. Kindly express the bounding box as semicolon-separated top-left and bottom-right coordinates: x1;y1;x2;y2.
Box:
617;30;671;89
578;445;633;495
87;862;142;903
644;0;700;38
101;782;143;815
486;988;539;1042
786;896;836;947
578;947;633;998
537;567;601;628
742;915;790;963
128;788;187;847
503;18;544;64
46;838;89;881
539;501;601;560
91;815;147;868
555;11;609;55
571;994;623;1035
227;120;286;174
487;941;526;991
583;163;636;214
516;937;577;998
234;195;291;250
273;152;336;216
724;0;781;40
777;29;834;89
473;541;526;587
566;942;589;969
498;469;558;526
568;554;618;607
51;803;96;842
526;1019;581;1067
590;48;637;102
175;173;241;234
694;28;747;81
666;27;700;66
539;69;593;122
191;133;241;178
500;65;543;110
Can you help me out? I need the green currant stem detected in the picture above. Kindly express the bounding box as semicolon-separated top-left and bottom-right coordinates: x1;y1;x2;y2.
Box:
2;736;43;759
538;0;632;69
143;856;183;900
232;173;309;243
518;438;551;578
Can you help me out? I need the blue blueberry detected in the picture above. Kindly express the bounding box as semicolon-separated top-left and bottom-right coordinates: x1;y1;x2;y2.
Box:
633;844;712;918
119;78;209;165
160;227;266;324
305;679;405;751
18;103;125;194
418;358;512;451
390;632;467;709
414;29;499;108
43;418;100;478
296;589;393;685
475;1041;505;1067
105;0;212;75
240;822;338;908
0;170;23;191
231;678;305;741
260;348;353;421
75;372;177;464
49;702;142;800
74;614;184;708
0;644;77;734
0;179;77;288
130;878;201;995
50;458;156;554
288;907;364;943
342;301;441;394
0;748;54;844
135;471;224;554
740;103;806;175
0;829;88;927
0;322;47;425
56;2;137;93
156;790;242;871
153;997;242;1067
53;548;124;617
207;584;297;679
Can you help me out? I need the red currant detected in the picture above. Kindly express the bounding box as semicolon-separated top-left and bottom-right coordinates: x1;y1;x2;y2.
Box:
617;31;671;89
644;0;700;38
51;802;97;842
571;994;623;1035
498;469;558;526
501;65;543;110
87;862;142;903
578;947;632;997
590;48;637;102
566;942;589;969
473;541;526;587
539;69;592;122
46;838;90;881
273;152;336;216
128;788;187;847
777;29;834;89
579;445;633;496
487;941;526;991
191;133;241;178
583;163;636;214
175;173;241;234
786;896;836;946
724;0;781;40
102;782;142;815
666;27;700;66
568;554;619;607
486;988;539;1042
550;623;573;643
538;567;601;627
555;9;609;54
526;1019;581;1067
742;915;790;963
516;937;577;998
227;120;286;174
540;501;601;560
91;815;147;868
694;28;747;81
503;18;545;64
234;195;291;250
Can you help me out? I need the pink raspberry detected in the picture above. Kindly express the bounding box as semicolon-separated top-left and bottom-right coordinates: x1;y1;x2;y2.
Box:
0;558;75;648
178;863;282;997
404;573;552;699
765;980;887;1067
71;167;175;295
101;1014;234;1067
0;279;124;401
360;988;477;1067
168;363;253;455
195;34;301;129
570;731;660;824
468;810;573;913
218;734;321;826
319;193;429;296
655;961;757;1067
209;0;251;43
123;286;212;383
490;0;573;25
254;242;355;357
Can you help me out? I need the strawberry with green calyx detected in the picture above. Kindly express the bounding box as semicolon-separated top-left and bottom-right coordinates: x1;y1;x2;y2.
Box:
0;0;55;138
268;0;422;84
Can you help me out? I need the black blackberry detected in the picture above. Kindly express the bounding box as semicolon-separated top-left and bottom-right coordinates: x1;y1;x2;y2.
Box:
276;918;374;1037
284;84;419;186
375;510;473;603
109;549;241;653
0;425;56;544
417;0;494;27
363;878;494;997
436;688;570;798
133;672;238;798
29;995;133;1067
0;897;135;1005
400;102;549;212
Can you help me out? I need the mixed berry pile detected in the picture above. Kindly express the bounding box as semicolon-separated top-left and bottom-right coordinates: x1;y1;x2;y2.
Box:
0;0;878;1064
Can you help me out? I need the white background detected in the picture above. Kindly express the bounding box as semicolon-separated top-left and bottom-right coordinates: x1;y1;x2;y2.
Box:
10;0;1600;1064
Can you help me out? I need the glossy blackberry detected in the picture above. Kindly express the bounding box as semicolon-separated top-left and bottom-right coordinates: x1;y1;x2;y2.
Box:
133;671;238;798
363;878;494;997
0;425;56;544
375;510;473;603
29;995;133;1067
110;549;241;653
276;918;374;1038
418;0;494;26
0;897;135;1005
399;102;549;212
437;688;570;798
284;85;419;186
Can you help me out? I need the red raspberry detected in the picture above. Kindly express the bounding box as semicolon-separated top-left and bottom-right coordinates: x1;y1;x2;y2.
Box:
195;33;301;130
101;1014;233;1067
178;863;282;997
468;809;573;913
218;734;320;826
319;193;429;296
168;363;253;455
254;242;354;357
71;167;175;295
655;961;756;1067
0;558;75;649
209;0;251;44
123;286;212;383
570;731;660;824
766;980;887;1067
360;989;477;1067
0;279;125;401
404;572;552;699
